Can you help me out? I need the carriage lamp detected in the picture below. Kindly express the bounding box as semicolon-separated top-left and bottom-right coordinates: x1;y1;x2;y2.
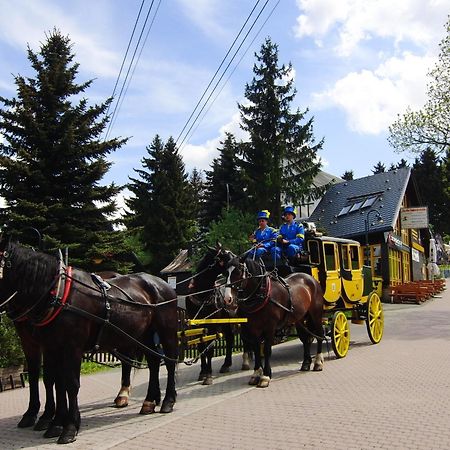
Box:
364;209;383;265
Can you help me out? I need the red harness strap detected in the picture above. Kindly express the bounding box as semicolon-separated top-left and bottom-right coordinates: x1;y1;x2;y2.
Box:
35;266;73;327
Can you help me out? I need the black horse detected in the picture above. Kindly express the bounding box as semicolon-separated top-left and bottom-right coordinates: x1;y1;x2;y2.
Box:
0;241;178;444
186;244;251;385
221;254;325;387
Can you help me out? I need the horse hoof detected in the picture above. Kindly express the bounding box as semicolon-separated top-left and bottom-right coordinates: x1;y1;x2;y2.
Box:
202;376;213;385
57;426;77;445
248;376;260;385
34;415;53;431
257;375;270;388
17;414;37;428
114;396;129;408
140;400;157;415
219;365;231;373
197;372;206;381
241;363;251;370
313;364;323;372
300;363;311;371
159;399;175;414
44;424;64;438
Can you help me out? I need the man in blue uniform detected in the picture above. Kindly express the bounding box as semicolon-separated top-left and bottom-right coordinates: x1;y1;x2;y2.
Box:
247;210;281;262
277;206;304;263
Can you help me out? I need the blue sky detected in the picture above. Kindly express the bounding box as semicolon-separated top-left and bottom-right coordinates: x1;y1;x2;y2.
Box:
0;0;448;211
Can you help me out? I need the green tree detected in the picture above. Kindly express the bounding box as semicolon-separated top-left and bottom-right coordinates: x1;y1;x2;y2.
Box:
0;30;126;267
341;170;354;181
0;317;23;368
201;207;254;256
203;133;248;226
388;17;450;156
413;149;449;235
389;159;409;171
372;162;386;174
238;37;323;221
126;135;194;273
188;167;206;231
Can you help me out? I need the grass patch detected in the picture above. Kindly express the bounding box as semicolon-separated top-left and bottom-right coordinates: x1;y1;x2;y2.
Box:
80;361;117;375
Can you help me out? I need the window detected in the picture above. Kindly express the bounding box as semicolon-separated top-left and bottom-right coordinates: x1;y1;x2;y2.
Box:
338;193;382;216
349;200;364;212
361;196;377;208
342;245;350;270
350;245;360;270
308;241;320;264
338;205;352;216
324;243;336;271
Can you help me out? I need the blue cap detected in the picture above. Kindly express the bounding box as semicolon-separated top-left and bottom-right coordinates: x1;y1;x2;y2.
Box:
256;210;270;221
283;206;296;219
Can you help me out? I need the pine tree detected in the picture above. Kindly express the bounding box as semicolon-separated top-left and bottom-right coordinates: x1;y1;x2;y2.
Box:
238;37;323;221
203;133;248;226
0;30;126;266
413;149;449;235
187;168;206;230
341;170;354;181
372;162;386;174
126;135;194;273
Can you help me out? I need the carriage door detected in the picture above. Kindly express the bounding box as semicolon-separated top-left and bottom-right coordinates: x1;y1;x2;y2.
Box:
342;244;363;302
323;242;341;303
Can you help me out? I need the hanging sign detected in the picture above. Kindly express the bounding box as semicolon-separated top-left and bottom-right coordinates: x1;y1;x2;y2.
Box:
400;207;429;229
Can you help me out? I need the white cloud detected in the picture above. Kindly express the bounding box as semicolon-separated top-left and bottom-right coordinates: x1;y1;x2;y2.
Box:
0;0;120;77
311;52;433;134
294;0;448;56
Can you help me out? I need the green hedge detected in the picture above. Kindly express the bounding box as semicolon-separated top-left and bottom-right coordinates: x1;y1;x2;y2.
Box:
0;315;24;368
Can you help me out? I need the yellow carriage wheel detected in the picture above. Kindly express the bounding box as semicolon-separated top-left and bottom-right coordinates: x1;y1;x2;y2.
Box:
331;311;350;358
366;292;384;344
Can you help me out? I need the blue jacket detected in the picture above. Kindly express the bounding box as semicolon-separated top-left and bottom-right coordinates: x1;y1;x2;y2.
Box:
252;226;278;250
279;221;304;248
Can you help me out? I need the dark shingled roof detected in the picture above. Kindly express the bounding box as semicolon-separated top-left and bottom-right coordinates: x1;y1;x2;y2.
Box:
308;167;414;239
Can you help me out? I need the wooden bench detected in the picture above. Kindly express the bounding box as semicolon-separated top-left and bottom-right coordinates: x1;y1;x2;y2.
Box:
0;366;26;392
390;283;431;304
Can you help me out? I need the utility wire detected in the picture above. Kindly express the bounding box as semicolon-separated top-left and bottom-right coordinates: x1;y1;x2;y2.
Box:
176;0;272;151
181;0;280;150
104;0;146;126
105;0;156;140
109;0;162;136
175;0;263;146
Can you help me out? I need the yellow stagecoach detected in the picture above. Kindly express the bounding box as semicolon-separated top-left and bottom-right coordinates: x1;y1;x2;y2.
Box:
300;234;384;358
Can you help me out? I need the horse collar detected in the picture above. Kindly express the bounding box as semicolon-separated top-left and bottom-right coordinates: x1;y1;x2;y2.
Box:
35;266;73;327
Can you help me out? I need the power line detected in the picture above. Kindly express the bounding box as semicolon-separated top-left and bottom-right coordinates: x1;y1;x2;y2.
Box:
176;0;273;151
181;0;280;150
108;0;162;137
175;0;263;146
104;0;157;141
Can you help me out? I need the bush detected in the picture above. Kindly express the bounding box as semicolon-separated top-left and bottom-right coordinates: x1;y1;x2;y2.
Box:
0;315;24;367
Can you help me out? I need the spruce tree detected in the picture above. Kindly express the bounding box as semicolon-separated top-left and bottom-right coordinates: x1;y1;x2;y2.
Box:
372;162;386;174
126;135;194;273
0;30;126;266
238;37;323;222
413;149;449;235
203;133;248;226
341;170;354;181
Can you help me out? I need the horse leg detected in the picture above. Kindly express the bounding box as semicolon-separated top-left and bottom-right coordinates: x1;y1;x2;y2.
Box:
248;335;263;386
297;324;313;371
241;332;252;370
15;323;41;428
114;362;132;408
257;338;273;388
158;327;178;414
140;350;161;415
202;346;214;385
219;324;233;373
197;343;208;381
43;351;66;439
56;351;82;445
312;317;325;372
34;354;56;431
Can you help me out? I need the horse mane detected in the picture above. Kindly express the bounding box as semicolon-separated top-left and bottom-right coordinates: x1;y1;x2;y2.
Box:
4;242;60;300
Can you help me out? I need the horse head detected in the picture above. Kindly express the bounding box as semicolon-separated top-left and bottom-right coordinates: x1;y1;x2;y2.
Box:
223;257;267;314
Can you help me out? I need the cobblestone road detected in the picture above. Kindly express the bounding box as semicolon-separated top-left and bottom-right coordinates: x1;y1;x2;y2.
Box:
1;280;449;449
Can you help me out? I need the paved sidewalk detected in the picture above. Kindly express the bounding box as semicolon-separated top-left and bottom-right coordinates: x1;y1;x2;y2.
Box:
0;280;449;449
